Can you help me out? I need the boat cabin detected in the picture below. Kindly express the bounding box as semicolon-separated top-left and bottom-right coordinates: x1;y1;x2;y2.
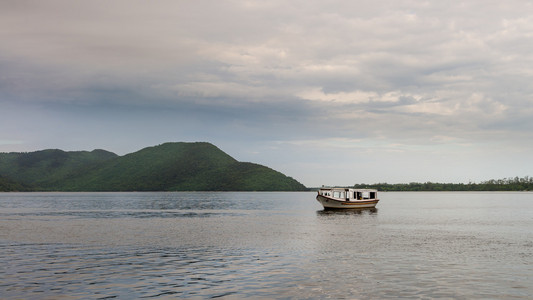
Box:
318;188;378;201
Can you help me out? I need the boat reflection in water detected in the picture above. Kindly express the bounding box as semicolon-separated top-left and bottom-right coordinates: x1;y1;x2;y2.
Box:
316;207;378;216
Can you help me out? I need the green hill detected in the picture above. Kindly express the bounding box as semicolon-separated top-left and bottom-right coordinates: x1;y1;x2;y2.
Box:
0;149;118;189
0;142;307;191
0;175;31;191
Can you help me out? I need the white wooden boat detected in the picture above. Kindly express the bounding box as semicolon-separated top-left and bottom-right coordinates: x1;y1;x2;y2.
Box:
316;187;379;209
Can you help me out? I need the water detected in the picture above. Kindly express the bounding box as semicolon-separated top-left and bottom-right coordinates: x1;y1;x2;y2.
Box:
1;192;532;299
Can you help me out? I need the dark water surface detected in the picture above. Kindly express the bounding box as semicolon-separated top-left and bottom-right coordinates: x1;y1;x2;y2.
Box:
1;192;532;299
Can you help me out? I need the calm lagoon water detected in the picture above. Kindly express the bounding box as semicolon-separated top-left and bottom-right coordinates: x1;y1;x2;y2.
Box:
1;191;532;299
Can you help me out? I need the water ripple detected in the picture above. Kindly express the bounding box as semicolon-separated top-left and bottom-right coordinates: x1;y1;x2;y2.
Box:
1;192;533;299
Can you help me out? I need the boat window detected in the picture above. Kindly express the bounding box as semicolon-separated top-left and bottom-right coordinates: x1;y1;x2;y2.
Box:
333;191;340;198
362;192;370;199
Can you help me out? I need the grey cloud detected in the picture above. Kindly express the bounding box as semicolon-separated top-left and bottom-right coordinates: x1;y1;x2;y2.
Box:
1;0;532;185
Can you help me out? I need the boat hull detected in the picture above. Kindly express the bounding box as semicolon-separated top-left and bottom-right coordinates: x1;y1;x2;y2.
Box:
316;194;379;209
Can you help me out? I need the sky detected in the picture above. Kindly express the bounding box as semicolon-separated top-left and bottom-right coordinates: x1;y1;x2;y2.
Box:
1;0;532;187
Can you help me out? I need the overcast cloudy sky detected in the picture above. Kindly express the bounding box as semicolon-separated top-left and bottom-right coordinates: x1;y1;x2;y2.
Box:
1;0;532;187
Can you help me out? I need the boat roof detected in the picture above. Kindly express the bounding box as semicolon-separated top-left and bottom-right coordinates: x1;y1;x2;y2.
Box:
318;187;377;192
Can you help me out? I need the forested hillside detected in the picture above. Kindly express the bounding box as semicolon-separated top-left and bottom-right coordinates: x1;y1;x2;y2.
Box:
0;142;307;191
0;175;31;191
0;149;118;189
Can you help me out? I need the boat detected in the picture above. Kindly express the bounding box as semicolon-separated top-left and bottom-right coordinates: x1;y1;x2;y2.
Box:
316;187;379;209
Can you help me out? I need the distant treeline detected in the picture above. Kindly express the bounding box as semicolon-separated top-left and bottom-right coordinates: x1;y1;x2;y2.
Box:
354;176;533;191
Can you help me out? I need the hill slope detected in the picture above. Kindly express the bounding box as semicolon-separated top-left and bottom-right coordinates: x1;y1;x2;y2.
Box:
0;149;118;189
0;142;307;191
0;175;31;191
